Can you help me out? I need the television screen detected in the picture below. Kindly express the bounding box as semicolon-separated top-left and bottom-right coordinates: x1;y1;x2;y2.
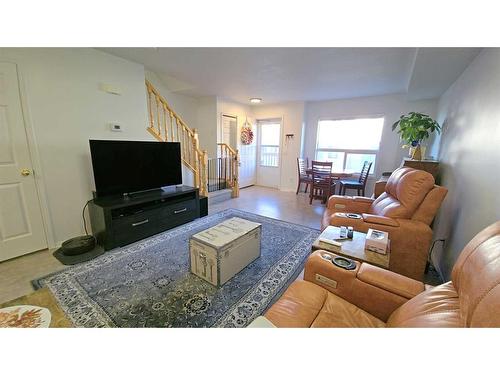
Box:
89;140;182;197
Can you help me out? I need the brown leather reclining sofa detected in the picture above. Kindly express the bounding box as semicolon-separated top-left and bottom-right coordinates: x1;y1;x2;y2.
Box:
322;167;447;280
263;221;500;327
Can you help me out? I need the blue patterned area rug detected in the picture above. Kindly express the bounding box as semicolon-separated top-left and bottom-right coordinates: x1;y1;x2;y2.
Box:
33;209;319;328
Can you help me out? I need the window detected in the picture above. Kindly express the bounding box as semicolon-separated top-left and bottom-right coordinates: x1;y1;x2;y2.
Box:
315;117;384;174
258;121;281;167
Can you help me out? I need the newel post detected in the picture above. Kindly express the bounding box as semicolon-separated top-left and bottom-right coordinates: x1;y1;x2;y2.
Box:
192;129;201;191
233;149;240;198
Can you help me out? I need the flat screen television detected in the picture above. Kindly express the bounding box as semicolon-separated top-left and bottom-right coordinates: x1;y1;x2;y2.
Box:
89;140;182;197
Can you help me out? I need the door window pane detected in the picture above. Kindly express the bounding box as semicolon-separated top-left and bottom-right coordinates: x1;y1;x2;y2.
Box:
260;123;280;146
260;146;279;167
259;122;280;167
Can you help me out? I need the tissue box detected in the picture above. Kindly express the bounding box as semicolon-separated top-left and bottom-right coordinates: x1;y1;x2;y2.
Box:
365;228;389;254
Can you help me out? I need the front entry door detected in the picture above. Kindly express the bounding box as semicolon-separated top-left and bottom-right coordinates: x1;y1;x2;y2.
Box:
0;62;47;261
256;119;281;188
221;114;237;150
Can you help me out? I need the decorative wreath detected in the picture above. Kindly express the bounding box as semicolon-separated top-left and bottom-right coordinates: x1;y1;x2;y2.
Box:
240;125;254;145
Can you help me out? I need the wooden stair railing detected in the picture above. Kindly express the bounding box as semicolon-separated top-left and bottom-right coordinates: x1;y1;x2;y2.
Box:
217;143;240;198
146;80;208;196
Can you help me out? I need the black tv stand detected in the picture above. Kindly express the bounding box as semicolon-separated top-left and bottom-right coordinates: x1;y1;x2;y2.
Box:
89;186;200;250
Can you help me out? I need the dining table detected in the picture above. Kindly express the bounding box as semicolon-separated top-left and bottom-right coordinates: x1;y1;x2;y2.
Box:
305;168;354;179
305;168;354;197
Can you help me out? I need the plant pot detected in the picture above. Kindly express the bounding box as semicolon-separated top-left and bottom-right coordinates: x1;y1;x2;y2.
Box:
408;145;427;160
410;145;422;160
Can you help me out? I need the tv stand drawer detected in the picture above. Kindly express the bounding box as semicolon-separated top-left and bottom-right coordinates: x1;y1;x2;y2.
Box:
113;212;159;246
161;199;198;218
89;186;200;250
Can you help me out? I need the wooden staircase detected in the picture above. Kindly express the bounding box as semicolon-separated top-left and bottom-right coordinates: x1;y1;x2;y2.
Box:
145;80;239;198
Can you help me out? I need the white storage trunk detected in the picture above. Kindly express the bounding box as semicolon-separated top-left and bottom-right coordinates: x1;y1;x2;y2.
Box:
189;217;262;286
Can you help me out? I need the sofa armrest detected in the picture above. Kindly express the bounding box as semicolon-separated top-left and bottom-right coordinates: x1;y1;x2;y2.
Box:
362;214;400;227
304;250;361;295
326;195;374;213
304;251;415;321
357;263;424;299
373;174;391;199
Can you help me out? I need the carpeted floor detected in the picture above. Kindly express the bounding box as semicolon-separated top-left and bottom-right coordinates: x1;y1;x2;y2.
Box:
33;209;319;327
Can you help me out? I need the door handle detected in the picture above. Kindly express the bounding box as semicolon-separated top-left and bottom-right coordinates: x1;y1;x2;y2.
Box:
21;168;31;176
174;208;187;214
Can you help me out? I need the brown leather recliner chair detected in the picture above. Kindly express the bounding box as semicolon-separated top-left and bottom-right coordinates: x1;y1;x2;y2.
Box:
322;167;447;280
264;221;500;328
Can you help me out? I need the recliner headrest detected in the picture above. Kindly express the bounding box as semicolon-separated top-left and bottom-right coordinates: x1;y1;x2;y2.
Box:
384;167;435;215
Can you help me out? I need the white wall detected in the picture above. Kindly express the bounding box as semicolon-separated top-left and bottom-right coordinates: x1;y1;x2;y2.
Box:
0;48;199;247
430;49;500;280
196;96;218;158
252;102;306;192
303;94;438;195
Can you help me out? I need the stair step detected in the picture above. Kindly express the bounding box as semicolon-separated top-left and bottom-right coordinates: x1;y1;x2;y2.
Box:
208;180;228;191
208;189;233;204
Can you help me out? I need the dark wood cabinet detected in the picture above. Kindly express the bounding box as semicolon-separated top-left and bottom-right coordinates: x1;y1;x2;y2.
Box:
89;186;200;250
401;158;440;179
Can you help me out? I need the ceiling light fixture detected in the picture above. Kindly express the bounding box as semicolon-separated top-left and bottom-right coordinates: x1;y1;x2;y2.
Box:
249;98;262;104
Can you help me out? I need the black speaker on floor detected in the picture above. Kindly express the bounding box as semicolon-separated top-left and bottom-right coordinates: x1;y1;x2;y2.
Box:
199;195;208;217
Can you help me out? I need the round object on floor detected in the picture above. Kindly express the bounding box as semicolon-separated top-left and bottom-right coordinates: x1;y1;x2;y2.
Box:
61;235;96;255
53;235;104;265
0;305;51;328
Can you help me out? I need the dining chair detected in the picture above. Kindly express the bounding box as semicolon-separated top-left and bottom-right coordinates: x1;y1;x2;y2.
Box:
296;157;311;194
309;161;336;205
338;160;373;196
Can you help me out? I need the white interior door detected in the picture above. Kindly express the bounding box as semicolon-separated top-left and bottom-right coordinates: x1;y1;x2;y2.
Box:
256;120;281;188
238;119;256;188
0;62;47;261
221;114;237;150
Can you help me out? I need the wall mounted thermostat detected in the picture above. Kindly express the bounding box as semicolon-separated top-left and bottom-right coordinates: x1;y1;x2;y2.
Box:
109;123;123;132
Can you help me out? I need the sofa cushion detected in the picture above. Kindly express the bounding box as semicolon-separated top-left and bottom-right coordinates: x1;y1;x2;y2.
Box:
265;280;384;328
386;282;461;328
265;280;328;328
310;292;385;328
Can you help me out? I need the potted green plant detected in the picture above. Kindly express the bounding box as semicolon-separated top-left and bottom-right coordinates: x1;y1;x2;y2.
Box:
392;112;441;160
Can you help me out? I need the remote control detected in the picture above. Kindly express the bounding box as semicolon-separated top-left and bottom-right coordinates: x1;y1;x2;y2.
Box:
347;226;354;239
339;226;348;238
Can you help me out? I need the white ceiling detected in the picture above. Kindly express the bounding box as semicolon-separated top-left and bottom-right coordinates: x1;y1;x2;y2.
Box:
100;47;481;104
